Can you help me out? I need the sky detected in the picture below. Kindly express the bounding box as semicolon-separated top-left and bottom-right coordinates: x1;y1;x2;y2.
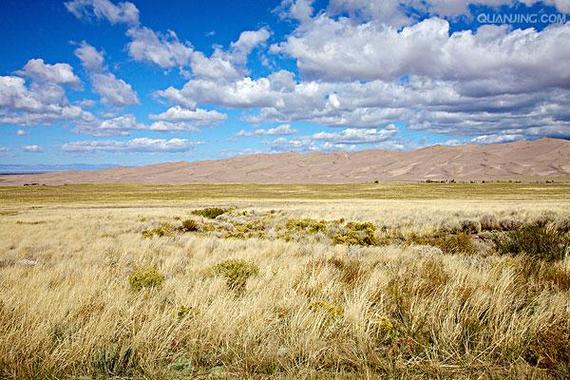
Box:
0;0;569;170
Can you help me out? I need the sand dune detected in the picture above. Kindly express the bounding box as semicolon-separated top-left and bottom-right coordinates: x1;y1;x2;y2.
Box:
1;138;568;185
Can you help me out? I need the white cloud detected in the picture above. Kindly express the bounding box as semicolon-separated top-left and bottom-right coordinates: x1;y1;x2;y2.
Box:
16;129;27;136
75;41;105;72
23;144;43;153
311;125;397;144
62;137;199;153
16;59;81;87
74;114;144;136
278;0;315;23
0;75;94;126
91;73;139;106
237;124;297;137
266;125;397;152
127;27;193;69
149;106;226;124
274;16;570;87
147;106;227;132
65;0;139;25
0;147;9;154
147;121;200;132
189;27;271;81
74;42;139;107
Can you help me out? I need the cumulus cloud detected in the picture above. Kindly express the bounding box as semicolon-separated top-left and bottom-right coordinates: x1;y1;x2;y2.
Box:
311;125;397;144
62;137;199;153
65;0;139;25
0;75;94;126
273;17;570;88
91;73;139;106
75;41;105;72
74;42;139;107
147;106;227;132
23;144;43;153
237;124;297;137
266;125;397;152
16;59;81;87
149;106;226;123
127;27;194;69
16;129;27;136
0;146;9;154
74;114;144;136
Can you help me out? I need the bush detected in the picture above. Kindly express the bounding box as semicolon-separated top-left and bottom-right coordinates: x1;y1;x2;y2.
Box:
142;223;175;238
180;219;199;232
191;207;227;219
439;233;477;255
460;219;481;234
332;222;377;246
480;214;500;231
208;259;260;292
494;223;568;262
285;218;327;234
128;267;165;291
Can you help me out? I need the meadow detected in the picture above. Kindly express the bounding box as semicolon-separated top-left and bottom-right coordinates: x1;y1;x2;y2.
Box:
0;183;569;379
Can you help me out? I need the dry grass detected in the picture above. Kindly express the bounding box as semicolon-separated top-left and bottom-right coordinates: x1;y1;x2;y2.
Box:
0;187;569;379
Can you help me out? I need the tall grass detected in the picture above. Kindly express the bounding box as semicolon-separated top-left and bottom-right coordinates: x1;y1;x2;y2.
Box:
0;199;568;378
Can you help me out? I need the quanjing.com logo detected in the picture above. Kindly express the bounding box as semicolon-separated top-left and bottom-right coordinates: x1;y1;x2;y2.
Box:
477;12;567;25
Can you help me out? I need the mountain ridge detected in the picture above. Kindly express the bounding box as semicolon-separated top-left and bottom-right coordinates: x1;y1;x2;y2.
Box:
1;138;568;185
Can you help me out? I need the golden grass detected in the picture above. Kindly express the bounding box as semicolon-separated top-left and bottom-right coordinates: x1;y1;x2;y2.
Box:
0;182;569;204
0;185;569;378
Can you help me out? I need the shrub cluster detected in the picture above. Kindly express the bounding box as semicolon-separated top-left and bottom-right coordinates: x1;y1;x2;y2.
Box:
142;223;175;238
128;267;165;291
180;219;199;232
207;259;260;292
191;207;227;219
494;222;568;262
332;222;377;246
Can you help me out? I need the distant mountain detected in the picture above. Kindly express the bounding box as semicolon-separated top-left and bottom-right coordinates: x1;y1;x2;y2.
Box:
1;138;568;185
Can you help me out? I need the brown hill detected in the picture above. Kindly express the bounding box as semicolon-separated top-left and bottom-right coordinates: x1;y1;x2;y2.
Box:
1;138;569;185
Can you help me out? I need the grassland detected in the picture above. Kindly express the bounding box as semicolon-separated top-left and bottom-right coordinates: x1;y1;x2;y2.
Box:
1;182;569;204
0;183;568;379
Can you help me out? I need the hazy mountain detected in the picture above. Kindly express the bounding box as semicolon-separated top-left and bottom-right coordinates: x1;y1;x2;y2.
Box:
1;139;568;185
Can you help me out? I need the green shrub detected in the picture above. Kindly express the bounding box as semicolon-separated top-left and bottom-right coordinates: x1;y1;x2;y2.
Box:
494;223;568;262
332;222;377;246
285;218;327;234
208;259;259;292
142;223;175;238
128;267;165;291
438;233;477;255
180;219;199;232
191;207;227;219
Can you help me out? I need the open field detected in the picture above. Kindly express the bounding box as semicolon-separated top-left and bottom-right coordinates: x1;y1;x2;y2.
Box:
1;182;569;204
0;184;569;379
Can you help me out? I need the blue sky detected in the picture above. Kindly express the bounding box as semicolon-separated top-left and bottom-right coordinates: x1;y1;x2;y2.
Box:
0;0;569;170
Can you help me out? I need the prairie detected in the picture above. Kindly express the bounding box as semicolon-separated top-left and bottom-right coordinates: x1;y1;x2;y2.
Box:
0;183;569;379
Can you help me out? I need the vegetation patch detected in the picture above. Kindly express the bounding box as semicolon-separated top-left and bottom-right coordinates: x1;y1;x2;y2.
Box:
142;223;175;238
332;222;377;246
128;267;165;291
494;222;568;262
207;259;260;292
191;207;227;219
309;300;344;319
180;219;199;232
